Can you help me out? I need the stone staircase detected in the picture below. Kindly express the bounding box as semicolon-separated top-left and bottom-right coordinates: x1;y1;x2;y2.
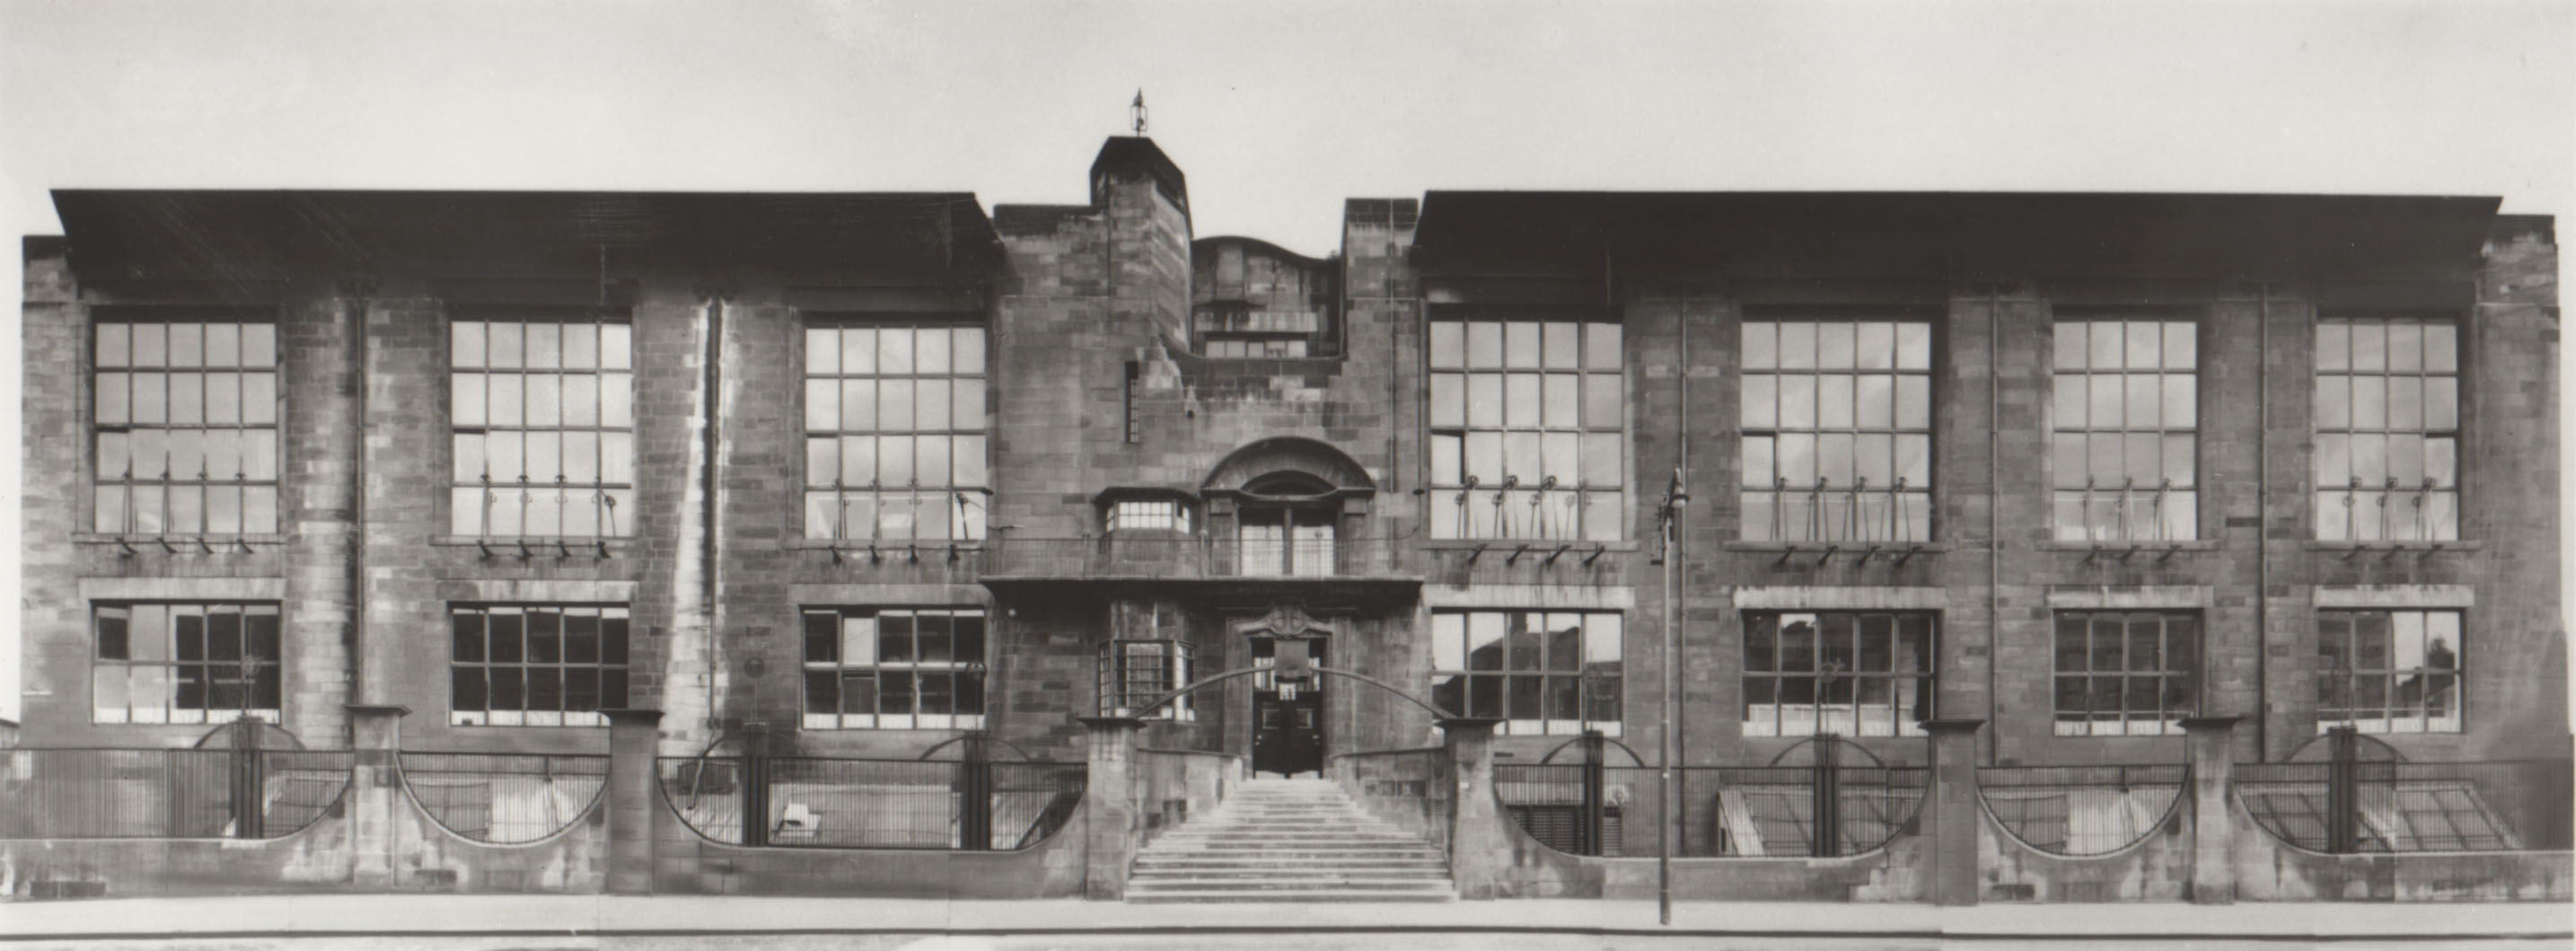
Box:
1124;777;1455;903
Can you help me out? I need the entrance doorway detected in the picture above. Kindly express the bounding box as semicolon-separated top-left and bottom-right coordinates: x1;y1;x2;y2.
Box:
1251;638;1324;777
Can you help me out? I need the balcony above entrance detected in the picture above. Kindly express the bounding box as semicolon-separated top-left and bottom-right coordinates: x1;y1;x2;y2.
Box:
979;436;1419;605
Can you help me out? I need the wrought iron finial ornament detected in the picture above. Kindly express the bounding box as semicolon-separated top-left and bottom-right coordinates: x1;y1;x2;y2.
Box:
1130;90;1147;136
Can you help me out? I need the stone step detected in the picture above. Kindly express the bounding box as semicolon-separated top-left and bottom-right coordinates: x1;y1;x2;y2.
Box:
1127;890;1455;904
1134;858;1448;871
1130;867;1451;880
1133;876;1473;886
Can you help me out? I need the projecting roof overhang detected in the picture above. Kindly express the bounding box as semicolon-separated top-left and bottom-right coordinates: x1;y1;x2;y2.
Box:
47;189;1005;285
1411;192;2502;282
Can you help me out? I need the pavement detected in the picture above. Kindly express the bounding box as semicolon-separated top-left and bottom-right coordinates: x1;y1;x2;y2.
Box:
1;894;2570;945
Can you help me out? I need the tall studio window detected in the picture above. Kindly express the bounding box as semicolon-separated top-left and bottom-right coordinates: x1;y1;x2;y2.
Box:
2317;609;2462;734
802;608;988;730
2053;611;2199;736
1428;319;1624;541
450;316;635;537
1740;321;1933;543
804;324;989;542
1429;610;1622;735
1742;611;1934;736
450;605;629;726
2052;321;2197;542
93;319;280;536
92;603;282;724
2315;319;2459;542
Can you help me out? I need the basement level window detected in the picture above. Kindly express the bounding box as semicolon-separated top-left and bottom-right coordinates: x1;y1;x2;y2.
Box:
2317;609;2461;734
449;604;630;726
1741;611;1933;737
802;607;988;730
92;602;281;724
1106;498;1193;533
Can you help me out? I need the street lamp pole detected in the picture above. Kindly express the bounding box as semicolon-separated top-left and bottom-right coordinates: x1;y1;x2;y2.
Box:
1657;465;1687;926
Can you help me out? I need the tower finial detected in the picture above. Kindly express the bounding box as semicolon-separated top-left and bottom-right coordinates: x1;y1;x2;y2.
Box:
1130;90;1147;136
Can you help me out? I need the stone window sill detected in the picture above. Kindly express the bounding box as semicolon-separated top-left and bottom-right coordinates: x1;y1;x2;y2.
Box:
2039;540;2224;553
1721;541;1948;554
2301;540;2484;553
1421;539;1643;553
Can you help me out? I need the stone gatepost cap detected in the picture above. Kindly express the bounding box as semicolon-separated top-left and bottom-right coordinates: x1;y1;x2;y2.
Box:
1921;718;1986;734
602;708;664;726
343;704;412;718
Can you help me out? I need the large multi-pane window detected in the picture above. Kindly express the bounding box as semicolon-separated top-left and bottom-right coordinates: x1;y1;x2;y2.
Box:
2317;609;2462;733
1741;611;1935;736
2315;318;2459;542
93;319;280;536
1740;321;1933;542
450;605;629;726
92;603;282;724
801;608;988;729
2053;611;2199;735
450;316;635;537
2051;321;2198;542
1429;610;1622;735
1428;319;1624;541
803;324;989;542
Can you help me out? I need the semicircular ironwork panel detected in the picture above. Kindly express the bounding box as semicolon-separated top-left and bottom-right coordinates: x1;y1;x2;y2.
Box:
400;752;607;844
1978;763;2187;856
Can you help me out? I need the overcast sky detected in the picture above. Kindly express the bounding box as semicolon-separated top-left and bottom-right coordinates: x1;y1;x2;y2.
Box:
2;0;2570;724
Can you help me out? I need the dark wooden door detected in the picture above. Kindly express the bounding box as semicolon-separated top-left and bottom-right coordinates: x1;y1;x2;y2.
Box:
1252;690;1323;776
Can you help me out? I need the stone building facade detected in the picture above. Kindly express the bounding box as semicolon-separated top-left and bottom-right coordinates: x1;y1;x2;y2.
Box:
16;136;2566;779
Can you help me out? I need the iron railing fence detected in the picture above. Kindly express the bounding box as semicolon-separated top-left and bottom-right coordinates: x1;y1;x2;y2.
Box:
1978;763;2187;856
2238;757;2572;853
0;747;352;840
1495;762;1928;859
656;754;1086;850
398;752;608;844
980;535;1405;579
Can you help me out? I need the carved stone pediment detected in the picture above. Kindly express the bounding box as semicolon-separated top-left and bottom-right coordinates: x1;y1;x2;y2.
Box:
1235;602;1332;640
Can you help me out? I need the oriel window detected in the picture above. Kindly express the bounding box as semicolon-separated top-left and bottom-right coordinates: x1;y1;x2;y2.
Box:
449;315;636;537
93;318;281;536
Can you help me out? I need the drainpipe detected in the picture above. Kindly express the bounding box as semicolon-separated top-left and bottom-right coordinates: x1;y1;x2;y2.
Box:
2254;285;2271;758
346;288;372;713
704;295;725;740
1986;286;2001;764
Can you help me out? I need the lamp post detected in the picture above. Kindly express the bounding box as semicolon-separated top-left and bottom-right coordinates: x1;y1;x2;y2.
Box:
1657;466;1687;926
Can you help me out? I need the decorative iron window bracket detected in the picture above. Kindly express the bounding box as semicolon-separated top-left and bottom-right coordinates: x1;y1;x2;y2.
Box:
1582;543;1607;566
1464;542;1488;565
156;536;181;555
1893;543;1925;567
477;540;497;560
1543;543;1573;566
115;536;139;558
1505;542;1532;566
